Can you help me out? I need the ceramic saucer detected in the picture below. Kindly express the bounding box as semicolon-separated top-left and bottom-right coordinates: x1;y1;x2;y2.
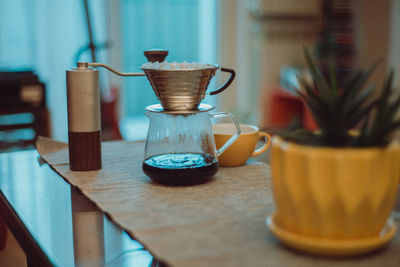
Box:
266;212;397;256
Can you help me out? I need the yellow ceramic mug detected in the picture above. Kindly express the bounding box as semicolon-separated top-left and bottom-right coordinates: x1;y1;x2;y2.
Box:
213;123;271;166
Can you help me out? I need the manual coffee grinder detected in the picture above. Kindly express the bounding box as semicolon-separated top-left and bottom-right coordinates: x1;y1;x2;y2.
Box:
66;50;240;187
66;50;169;171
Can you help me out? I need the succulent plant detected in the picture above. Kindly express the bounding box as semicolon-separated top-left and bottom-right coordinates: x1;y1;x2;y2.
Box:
278;48;400;147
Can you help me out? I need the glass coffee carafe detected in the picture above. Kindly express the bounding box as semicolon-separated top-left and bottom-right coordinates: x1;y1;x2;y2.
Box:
143;103;240;186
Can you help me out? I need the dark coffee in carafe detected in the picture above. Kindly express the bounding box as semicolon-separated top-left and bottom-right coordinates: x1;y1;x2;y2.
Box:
142;153;218;186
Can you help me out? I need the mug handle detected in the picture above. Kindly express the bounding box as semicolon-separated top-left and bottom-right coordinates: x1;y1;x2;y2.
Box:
210;112;241;156
251;131;271;157
208;68;236;96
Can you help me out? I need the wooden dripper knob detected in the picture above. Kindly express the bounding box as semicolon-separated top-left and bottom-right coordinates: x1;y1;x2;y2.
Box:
144;49;168;63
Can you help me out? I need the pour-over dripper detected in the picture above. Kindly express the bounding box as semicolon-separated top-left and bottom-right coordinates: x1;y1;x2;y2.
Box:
71;49;234;112
142;63;235;111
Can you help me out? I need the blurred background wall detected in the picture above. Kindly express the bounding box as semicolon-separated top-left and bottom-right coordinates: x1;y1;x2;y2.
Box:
0;0;399;144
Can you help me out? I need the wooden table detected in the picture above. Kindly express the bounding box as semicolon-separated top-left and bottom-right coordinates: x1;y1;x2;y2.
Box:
0;148;399;266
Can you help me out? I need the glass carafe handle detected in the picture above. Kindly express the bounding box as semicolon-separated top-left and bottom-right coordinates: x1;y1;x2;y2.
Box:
210;112;241;156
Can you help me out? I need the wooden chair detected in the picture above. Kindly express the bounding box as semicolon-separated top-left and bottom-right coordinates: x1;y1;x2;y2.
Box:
0;106;51;152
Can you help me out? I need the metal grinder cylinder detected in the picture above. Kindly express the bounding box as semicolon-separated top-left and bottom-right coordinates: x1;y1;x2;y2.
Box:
66;63;101;171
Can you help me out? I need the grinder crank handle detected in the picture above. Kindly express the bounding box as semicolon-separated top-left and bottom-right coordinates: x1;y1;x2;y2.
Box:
83;49;168;77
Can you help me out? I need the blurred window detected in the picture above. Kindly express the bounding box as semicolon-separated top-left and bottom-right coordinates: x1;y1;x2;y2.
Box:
118;0;217;140
0;0;218;141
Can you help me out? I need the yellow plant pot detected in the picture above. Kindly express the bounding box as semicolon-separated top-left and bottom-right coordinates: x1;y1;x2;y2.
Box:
270;136;400;239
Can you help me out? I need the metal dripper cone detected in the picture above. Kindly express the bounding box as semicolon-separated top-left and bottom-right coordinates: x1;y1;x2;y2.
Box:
142;64;219;111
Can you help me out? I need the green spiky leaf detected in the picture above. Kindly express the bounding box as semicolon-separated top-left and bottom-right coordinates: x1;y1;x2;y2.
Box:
278;48;400;148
